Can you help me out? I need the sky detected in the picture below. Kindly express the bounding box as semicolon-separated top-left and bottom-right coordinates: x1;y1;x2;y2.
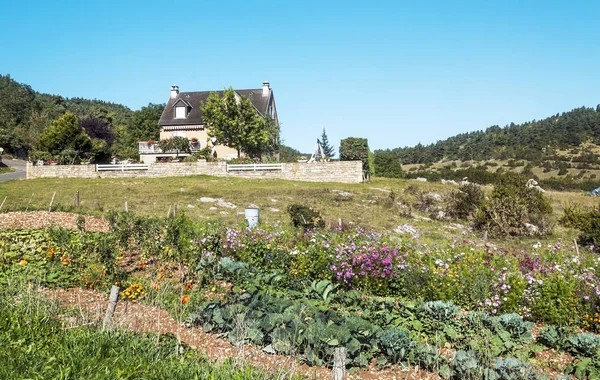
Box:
1;0;600;153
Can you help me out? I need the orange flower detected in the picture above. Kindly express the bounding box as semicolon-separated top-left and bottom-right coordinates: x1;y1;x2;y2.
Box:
181;295;190;304
185;281;193;291
151;282;160;290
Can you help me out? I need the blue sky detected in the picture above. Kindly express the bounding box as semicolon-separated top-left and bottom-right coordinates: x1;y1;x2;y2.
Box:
1;0;600;153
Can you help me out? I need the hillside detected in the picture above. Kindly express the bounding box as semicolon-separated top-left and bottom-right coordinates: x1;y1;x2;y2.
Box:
385;106;600;165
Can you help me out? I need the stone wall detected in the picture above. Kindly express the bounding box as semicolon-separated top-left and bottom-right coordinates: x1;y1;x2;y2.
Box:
26;161;363;184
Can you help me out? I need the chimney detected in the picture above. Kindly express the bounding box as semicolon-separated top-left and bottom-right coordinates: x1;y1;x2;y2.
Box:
170;85;179;99
262;81;270;96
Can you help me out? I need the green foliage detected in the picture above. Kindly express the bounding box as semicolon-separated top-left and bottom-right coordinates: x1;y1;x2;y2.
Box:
287;203;325;230
562;205;600;247
566;333;600;357
378;328;411;364
201;88;279;159
374;151;404;178
444;182;484;220
451;350;480;379
537;325;571;349
320;128;335;158
37;112;92;157
339;137;370;177
278;144;304;162
390;106;600;164
421;301;459;322
0;288;278;379
473;172;553;237
496;313;533;342
158;136;191;155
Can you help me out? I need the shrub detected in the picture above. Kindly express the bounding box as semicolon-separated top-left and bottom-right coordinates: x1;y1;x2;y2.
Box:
373;151;404;178
473;172;553;237
562;205;600;247
451;350;480;379
444;182;484;220
287;204;325;230
339;137;370;179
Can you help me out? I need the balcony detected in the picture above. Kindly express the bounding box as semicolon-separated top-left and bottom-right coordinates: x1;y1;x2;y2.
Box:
138;142;162;154
138;140;202;154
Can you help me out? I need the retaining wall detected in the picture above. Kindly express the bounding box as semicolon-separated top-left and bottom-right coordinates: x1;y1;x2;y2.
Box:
26;161;363;184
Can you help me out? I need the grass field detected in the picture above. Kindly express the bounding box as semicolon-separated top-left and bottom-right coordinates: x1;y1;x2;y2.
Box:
0;175;598;250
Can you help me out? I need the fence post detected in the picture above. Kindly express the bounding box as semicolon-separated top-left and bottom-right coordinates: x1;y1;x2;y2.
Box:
574;238;580;255
483;230;488;246
103;285;121;330
332;347;346;380
49;192;56;212
0;196;6;211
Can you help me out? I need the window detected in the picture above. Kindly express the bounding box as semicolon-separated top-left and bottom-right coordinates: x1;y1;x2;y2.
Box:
173;131;186;137
175;106;186;119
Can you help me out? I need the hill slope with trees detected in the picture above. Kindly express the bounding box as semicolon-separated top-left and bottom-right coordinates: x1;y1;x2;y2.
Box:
384;106;600;164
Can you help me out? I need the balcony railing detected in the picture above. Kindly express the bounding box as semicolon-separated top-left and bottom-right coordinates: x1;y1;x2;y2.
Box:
138;142;162;154
138;141;202;154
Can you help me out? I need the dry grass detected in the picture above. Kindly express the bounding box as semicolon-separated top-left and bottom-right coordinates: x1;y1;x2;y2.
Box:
0;175;598;250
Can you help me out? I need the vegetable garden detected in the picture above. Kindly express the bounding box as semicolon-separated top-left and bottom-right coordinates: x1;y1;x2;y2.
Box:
2;209;600;379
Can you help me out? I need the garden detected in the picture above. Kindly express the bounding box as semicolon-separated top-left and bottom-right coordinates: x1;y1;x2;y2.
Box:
2;195;600;379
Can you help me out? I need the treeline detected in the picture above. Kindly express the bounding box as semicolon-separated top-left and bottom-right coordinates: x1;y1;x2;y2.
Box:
0;74;163;160
384;106;600;164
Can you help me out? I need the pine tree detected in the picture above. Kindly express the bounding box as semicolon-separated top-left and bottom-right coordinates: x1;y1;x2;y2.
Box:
320;128;335;158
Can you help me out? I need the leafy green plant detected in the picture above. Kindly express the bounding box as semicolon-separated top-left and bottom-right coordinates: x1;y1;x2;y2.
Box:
421;300;459;322
378;327;411;364
537;325;571;350
566;333;600;357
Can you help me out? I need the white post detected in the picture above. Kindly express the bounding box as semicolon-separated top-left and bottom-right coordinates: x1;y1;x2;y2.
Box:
103;285;121;330
49;192;56;212
332;347;346;380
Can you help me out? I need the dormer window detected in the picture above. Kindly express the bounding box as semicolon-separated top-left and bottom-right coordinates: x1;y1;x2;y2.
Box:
175;106;186;119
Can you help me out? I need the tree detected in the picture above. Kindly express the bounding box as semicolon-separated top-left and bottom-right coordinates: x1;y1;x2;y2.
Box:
320;128;335;158
339;137;370;178
374;151;404;178
38;112;92;156
158;136;191;157
126;103;163;143
79;115;115;146
201;88;278;160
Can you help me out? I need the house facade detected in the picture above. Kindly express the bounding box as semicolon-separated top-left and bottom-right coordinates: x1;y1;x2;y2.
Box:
139;82;278;163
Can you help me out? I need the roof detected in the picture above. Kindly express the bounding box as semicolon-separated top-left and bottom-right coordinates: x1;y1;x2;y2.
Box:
158;89;271;127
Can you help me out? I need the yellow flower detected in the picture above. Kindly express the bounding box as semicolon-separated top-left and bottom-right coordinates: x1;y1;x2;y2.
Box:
17;259;27;266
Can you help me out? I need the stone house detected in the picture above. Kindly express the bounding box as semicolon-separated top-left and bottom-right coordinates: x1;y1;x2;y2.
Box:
139;82;278;163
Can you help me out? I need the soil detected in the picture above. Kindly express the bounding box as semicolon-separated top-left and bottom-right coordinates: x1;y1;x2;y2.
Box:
43;287;441;379
0;211;109;231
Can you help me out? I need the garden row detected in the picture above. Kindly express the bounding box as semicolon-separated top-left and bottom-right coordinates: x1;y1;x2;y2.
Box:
2;212;600;378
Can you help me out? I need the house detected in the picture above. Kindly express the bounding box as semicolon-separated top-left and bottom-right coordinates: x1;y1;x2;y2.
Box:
138;82;278;163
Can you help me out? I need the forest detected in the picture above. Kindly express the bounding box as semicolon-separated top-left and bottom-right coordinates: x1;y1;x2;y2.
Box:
0;74;164;161
384;106;600;164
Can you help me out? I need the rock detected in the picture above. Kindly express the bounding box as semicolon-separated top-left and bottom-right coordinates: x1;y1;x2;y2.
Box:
370;187;392;193
269;208;280;212
431;210;447;220
209;206;218;211
394;224;418;235
199;197;217;203
446;223;466;230
247;203;259;209
332;189;352;197
219;211;229;215
524;223;539;235
187;204;195;209
216;199;237;209
180;188;185;192
441;179;458;185
427;193;442;202
271;199;278;203
415;177;427;182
